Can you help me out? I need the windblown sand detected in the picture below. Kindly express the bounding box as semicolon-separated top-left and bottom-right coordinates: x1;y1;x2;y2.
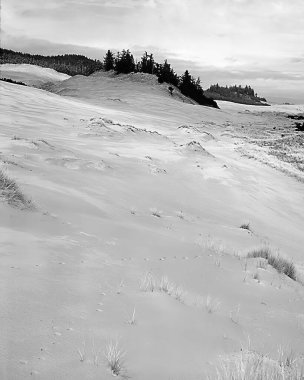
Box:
0;65;303;379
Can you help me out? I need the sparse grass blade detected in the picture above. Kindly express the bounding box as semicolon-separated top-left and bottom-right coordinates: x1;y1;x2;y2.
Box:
205;295;221;314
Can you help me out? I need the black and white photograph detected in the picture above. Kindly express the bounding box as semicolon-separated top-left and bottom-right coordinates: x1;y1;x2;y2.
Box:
1;0;304;378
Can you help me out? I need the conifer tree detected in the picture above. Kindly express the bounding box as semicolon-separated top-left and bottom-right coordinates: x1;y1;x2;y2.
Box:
140;52;154;74
103;50;114;71
115;49;135;74
156;60;178;86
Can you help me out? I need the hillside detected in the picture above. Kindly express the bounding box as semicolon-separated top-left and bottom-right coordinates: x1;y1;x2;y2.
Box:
1;66;304;380
44;70;202;111
0;63;70;87
0;48;103;76
0;49;218;108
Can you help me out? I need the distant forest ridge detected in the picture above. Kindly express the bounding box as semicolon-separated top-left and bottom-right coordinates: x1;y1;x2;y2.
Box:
0;48;103;76
205;83;268;106
0;77;27;86
1;48;266;107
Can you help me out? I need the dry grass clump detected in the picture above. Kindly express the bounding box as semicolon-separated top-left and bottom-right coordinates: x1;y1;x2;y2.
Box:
159;275;174;294
140;272;157;292
0;168;34;209
140;273;187;302
252;272;260;282
127;307;136;325
204;295;221;314
212;350;304;380
77;341;86;362
248;247;271;260
240;222;251;231
171;285;187;302
247;247;297;281
104;340;125;376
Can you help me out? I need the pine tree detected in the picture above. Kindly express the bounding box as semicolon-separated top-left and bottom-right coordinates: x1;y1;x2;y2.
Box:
103;50;114;71
140;52;154;74
115;49;135;74
157;60;178;86
179;70;193;96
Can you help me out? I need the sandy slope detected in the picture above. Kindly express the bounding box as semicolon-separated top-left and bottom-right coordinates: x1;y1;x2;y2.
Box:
0;64;70;87
46;70;197;109
0;71;304;380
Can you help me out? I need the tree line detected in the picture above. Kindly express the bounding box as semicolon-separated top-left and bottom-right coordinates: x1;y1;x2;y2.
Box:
0;78;27;86
0;49;103;76
206;83;267;103
103;49;218;108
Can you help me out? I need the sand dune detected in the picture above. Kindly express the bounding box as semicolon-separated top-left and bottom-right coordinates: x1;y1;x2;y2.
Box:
0;63;70;87
0;68;304;379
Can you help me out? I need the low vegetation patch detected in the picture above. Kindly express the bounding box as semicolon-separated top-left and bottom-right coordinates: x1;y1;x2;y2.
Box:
247;247;296;281
140;273;187;302
0;169;34;209
212;350;304;380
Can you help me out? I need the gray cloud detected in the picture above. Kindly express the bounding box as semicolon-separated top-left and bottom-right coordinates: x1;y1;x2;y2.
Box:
1;32;106;59
2;0;304;103
290;56;304;63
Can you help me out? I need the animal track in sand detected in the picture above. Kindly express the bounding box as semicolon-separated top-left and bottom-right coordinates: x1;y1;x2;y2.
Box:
107;97;123;102
149;165;167;175
121;252;206;263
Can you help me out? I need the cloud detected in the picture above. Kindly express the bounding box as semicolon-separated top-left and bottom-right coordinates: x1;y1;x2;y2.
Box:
1;0;304;102
1;32;106;59
290;56;304;63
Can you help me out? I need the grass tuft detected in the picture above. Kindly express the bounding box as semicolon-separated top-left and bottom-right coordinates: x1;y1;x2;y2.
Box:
140;272;156;292
0;168;34;209
240;222;251;231
141;273;186;302
248;247;297;281
104;340;125;376
127;307;136;325
159;276;174;294
205;295;221;314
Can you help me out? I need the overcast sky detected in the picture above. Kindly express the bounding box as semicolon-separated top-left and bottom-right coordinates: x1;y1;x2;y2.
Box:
2;0;304;102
